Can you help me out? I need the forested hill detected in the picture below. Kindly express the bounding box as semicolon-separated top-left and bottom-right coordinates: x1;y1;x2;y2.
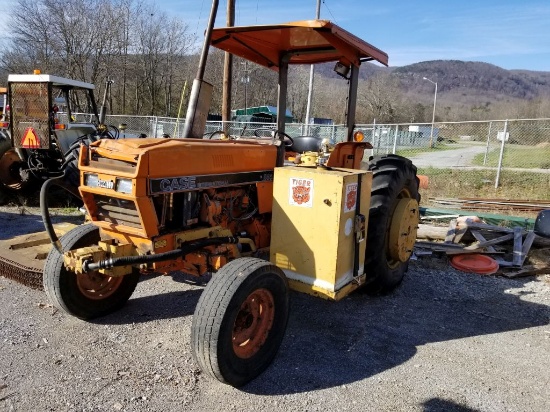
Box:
318;59;550;101
391;60;550;100
309;59;550;121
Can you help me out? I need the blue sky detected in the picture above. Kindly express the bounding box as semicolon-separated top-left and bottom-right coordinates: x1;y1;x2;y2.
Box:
1;0;549;71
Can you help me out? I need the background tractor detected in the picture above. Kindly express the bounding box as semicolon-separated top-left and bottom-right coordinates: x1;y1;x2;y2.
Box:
0;72;117;202
41;20;420;387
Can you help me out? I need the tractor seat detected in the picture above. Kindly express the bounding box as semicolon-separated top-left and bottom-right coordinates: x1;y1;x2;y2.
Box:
288;136;323;153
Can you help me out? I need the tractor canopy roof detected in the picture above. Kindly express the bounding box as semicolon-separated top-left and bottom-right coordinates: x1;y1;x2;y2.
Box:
210;19;388;70
7;73;95;90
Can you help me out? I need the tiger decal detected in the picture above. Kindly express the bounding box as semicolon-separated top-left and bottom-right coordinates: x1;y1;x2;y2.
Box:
346;188;357;211
344;183;358;212
292;185;311;205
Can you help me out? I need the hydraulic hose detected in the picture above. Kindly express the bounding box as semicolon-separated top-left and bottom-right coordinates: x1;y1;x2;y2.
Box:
40;173;67;253
82;236;239;273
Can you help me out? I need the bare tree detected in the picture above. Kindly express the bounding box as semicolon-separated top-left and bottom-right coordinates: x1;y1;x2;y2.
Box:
1;0;194;116
287;66;311;122
358;73;403;123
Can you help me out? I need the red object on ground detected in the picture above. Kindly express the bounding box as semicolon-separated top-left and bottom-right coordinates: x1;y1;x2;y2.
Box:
450;254;499;275
417;174;429;189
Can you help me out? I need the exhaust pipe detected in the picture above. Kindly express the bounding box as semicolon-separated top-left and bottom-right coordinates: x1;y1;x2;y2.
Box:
182;0;219;138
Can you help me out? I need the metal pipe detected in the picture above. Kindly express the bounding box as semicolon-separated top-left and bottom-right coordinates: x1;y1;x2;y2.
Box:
277;56;290;135
222;0;235;133
99;79;113;125
182;0;219;139
196;0;219;81
345;64;359;142
276;55;290;167
304;0;321;135
83;236;239;273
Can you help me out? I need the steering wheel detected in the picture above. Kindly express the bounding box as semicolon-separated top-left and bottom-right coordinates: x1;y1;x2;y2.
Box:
275;130;294;148
204;130;227;140
254;128;275;138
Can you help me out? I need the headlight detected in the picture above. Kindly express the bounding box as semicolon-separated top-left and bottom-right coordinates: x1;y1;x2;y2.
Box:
84;173;117;190
84;173;99;187
115;178;133;194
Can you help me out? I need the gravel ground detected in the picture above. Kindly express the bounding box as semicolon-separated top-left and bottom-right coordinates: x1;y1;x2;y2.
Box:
1;207;549;412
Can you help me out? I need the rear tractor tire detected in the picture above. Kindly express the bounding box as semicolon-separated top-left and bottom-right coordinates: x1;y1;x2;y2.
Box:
192;257;290;387
0;132;30;192
43;224;140;320
363;154;420;294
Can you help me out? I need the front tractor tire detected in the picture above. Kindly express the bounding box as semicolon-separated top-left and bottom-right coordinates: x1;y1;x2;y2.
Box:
192;257;290;387
43;224;140;320
363;154;420;294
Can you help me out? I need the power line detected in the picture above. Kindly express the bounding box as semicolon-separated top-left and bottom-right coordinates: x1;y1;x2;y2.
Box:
322;0;338;24
193;0;206;37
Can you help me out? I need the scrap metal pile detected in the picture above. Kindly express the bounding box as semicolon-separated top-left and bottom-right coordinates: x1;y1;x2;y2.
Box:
415;209;550;278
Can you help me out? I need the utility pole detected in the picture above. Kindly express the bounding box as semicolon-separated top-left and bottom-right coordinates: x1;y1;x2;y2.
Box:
423;76;438;148
304;0;321;134
241;61;251;115
222;0;235;134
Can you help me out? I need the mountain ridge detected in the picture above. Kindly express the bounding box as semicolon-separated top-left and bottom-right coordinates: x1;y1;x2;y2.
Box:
316;59;550;101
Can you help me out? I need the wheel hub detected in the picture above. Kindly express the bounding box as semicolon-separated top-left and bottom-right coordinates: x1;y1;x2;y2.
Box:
388;197;419;263
232;288;275;359
76;272;124;300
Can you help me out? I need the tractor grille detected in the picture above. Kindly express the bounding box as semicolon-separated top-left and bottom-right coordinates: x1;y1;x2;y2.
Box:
93;194;142;229
10;82;51;149
90;153;137;173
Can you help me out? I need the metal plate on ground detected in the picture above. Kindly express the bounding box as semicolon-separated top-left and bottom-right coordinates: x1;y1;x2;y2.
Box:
0;223;78;289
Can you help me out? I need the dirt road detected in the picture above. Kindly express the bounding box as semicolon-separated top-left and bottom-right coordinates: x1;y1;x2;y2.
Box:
0;208;549;411
409;144;488;168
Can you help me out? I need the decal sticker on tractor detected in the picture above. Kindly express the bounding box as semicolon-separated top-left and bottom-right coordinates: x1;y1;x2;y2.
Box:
149;170;274;194
21;127;41;149
344;183;358;213
289;177;313;207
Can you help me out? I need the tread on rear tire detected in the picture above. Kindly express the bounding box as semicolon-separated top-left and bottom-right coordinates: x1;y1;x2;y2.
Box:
362;154;420;294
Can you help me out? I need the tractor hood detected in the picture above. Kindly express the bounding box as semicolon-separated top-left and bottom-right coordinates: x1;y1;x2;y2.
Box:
87;138;278;178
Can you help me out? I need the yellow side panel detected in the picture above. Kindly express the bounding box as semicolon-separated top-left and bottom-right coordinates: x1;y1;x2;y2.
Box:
270;166;372;299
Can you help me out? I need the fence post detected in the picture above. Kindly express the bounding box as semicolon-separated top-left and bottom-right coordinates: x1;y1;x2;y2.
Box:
494;119;508;189
153;116;159;137
483;121;492;165
392;124;399;154
372;119;378;155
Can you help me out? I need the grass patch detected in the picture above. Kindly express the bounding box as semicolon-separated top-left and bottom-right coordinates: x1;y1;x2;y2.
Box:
418;167;550;202
472;145;550;168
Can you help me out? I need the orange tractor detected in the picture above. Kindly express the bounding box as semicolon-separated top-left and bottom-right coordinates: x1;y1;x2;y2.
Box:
41;20;420;386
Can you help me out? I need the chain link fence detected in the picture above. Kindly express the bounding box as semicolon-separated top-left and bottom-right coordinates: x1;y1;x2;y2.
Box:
78;114;550;214
365;119;550;211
